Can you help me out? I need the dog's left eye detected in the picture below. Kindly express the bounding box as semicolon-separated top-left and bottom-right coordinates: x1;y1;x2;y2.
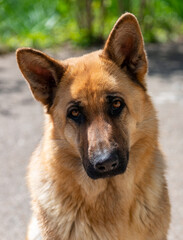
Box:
109;99;125;116
112;100;121;109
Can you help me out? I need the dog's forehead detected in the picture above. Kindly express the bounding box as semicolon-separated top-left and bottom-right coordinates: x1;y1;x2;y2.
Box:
63;51;119;99
56;50;144;113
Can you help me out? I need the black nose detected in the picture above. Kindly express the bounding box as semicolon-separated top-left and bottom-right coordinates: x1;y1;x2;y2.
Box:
94;152;119;173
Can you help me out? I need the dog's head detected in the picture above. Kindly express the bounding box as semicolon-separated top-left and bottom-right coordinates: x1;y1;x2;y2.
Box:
16;13;148;179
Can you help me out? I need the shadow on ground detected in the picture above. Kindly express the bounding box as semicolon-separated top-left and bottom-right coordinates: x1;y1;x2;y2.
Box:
147;43;183;76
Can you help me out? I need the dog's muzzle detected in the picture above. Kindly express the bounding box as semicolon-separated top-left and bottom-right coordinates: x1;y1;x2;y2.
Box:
84;149;129;179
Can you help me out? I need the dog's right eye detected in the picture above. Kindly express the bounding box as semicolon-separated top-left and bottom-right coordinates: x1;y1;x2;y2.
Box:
71;109;80;118
67;107;85;124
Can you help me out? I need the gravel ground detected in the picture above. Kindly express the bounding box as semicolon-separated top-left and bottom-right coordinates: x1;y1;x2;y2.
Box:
0;43;183;240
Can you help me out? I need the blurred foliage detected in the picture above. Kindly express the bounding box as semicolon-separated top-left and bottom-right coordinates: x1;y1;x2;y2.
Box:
0;0;183;51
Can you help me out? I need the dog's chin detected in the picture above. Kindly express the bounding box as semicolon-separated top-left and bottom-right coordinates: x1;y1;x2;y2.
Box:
84;162;128;180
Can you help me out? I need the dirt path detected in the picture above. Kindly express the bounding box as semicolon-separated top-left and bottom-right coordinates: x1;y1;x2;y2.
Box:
0;43;183;239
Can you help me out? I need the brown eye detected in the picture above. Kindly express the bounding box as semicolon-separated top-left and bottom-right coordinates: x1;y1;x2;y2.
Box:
71;109;80;117
108;98;125;117
68;105;85;124
112;100;121;109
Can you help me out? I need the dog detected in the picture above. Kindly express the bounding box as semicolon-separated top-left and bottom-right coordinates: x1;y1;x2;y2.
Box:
16;13;170;240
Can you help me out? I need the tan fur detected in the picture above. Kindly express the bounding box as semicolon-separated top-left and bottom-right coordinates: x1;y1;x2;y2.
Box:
17;13;170;240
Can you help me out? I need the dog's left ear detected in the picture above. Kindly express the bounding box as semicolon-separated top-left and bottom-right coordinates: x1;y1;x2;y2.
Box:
103;13;147;87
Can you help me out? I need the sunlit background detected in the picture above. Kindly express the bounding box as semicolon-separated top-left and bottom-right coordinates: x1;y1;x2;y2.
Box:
0;0;183;51
0;1;183;240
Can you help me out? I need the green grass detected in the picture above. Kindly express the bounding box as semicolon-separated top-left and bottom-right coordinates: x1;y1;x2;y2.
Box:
0;0;183;52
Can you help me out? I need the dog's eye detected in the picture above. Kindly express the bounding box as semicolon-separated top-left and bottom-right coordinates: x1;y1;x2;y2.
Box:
71;109;80;118
68;107;85;124
109;99;125;116
112;100;121;109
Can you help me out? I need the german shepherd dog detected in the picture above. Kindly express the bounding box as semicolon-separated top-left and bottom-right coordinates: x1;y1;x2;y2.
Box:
17;13;170;240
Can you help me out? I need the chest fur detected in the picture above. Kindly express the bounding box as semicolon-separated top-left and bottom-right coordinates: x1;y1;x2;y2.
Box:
34;180;130;240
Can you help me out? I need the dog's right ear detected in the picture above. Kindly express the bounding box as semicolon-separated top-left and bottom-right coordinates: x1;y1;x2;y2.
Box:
16;48;66;109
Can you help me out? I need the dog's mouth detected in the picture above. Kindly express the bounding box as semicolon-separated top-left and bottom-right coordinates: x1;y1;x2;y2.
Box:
83;151;129;180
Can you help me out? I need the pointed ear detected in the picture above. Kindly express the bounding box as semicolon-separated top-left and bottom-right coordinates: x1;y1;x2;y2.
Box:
16;48;66;110
103;13;148;87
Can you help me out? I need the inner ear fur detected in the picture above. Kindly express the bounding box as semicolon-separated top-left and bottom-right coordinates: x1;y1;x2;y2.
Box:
103;13;148;87
16;48;66;110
